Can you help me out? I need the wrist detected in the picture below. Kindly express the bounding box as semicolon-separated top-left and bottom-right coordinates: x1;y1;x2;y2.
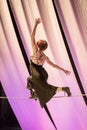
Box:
62;68;65;72
35;22;38;26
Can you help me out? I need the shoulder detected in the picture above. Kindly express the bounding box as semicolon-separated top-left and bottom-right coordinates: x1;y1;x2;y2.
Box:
42;53;49;60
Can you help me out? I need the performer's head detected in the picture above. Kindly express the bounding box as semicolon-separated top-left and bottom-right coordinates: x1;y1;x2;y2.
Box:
37;40;48;51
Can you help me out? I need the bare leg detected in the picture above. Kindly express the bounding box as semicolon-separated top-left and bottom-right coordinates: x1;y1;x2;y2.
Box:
56;87;71;96
56;87;62;92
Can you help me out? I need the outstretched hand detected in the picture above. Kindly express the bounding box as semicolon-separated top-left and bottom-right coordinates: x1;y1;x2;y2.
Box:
64;70;71;75
35;18;41;25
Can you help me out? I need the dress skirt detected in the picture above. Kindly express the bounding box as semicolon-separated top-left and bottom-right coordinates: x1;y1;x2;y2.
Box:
29;60;57;107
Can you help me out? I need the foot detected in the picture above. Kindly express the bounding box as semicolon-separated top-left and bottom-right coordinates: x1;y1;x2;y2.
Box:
27;76;34;89
30;91;38;100
62;87;71;96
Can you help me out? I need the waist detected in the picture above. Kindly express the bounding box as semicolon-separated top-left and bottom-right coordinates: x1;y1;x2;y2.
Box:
30;56;46;66
30;60;43;67
30;59;44;66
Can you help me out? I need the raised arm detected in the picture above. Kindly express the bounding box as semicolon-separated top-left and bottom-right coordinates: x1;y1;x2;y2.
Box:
31;18;41;52
46;58;71;75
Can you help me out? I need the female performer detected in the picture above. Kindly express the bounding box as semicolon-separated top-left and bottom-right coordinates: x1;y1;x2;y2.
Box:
27;18;71;107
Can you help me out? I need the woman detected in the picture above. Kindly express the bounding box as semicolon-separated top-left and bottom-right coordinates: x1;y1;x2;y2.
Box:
27;18;71;107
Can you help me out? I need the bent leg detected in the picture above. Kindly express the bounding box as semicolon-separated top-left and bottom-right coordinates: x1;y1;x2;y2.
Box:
56;87;71;96
56;87;62;92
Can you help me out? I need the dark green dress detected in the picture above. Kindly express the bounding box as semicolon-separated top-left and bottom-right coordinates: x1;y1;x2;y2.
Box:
29;60;57;107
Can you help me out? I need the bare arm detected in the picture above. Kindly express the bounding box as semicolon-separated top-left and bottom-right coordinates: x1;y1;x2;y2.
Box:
31;18;41;52
46;58;71;75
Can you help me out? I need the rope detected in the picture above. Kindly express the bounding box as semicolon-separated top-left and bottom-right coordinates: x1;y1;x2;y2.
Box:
0;96;28;99
54;94;87;98
0;94;87;99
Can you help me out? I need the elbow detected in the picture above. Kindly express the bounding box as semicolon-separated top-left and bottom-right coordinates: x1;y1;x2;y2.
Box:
31;33;34;39
31;32;33;37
